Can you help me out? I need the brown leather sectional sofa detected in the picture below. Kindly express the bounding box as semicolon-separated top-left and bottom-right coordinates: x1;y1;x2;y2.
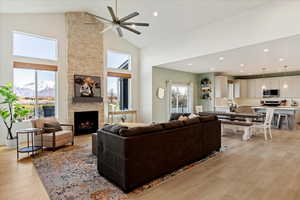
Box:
97;115;221;192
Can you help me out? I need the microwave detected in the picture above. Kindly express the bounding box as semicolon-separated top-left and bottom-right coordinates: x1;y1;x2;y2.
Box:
263;89;280;98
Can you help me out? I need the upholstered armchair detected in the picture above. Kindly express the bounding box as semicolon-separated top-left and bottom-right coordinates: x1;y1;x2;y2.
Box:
31;118;74;151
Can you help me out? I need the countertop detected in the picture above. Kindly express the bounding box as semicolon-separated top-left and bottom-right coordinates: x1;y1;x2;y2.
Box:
252;106;300;110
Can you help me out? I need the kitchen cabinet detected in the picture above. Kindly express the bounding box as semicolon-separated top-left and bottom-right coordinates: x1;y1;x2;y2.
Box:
234;79;248;98
280;76;300;98
247;79;257;98
255;79;266;98
264;77;280;89
215;76;228;98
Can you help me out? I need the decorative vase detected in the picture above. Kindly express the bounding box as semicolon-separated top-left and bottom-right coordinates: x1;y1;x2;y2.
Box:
6;138;17;149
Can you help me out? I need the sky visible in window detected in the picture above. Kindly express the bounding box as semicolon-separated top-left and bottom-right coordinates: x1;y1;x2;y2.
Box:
107;51;130;69
13;32;57;60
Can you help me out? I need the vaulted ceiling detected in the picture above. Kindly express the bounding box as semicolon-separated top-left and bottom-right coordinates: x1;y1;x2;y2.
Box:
0;0;273;48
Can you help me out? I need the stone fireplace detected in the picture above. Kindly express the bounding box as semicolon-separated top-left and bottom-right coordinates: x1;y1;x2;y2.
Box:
66;12;105;130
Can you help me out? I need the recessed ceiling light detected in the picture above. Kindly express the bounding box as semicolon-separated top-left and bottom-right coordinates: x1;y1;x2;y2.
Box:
131;24;136;29
187;63;193;66
279;58;284;62
263;48;269;52
210;67;215;71
240;64;245;67
219;57;224;61
153;11;158;17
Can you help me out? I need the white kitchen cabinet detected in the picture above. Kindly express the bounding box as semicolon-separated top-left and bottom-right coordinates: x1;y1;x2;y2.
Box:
247;79;257;98
280;76;300;98
264;77;280;89
234;79;248;98
215;76;228;98
280;77;291;97
255;79;265;98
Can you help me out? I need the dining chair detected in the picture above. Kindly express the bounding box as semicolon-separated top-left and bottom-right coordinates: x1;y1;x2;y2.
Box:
253;108;274;140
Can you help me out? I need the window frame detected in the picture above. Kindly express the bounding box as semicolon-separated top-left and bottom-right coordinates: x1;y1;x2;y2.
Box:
13;62;58;119
106;49;132;72
12;31;58;61
105;49;133;111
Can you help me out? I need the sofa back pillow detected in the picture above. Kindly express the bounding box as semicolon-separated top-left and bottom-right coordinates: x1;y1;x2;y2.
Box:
44;121;62;133
119;124;164;137
199;115;217;122
183;117;201;126
161;120;184;130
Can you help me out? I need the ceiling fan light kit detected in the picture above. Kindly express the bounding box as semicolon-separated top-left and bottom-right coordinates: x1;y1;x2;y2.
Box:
87;0;149;37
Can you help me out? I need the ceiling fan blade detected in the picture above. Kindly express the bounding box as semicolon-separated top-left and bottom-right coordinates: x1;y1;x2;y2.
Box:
120;25;141;35
119;12;139;22
107;6;118;22
86;12;112;23
121;22;149;27
116;27;123;37
101;25;113;34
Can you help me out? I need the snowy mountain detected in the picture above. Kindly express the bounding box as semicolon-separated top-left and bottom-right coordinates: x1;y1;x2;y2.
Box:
14;81;55;98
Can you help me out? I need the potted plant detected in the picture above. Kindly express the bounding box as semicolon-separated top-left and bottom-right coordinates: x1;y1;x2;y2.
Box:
0;83;30;148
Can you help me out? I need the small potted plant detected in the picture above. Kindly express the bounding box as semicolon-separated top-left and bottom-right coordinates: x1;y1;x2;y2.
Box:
0;83;30;148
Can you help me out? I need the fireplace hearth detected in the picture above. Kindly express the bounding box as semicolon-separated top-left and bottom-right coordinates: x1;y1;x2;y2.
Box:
74;111;99;135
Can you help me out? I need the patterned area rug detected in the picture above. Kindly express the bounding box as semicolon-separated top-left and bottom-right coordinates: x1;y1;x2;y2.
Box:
33;144;225;200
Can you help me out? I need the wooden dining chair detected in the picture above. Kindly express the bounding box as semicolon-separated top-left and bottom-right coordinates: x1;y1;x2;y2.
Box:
253;108;274;140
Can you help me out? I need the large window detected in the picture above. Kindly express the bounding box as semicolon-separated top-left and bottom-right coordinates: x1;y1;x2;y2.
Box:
13;31;58;61
107;50;131;71
13;67;56;119
107;76;130;111
171;84;191;113
106;50;132;111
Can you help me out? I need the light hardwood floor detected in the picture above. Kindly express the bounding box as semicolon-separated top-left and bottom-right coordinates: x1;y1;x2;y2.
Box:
2;129;300;200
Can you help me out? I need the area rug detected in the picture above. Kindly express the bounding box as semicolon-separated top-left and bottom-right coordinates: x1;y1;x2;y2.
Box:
33;144;226;200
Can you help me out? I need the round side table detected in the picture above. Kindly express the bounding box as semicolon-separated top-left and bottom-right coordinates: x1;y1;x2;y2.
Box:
16;128;43;160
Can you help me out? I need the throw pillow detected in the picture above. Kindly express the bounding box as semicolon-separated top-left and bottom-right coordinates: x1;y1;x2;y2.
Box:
44;121;62;133
103;124;128;135
178;115;189;121
188;113;199;119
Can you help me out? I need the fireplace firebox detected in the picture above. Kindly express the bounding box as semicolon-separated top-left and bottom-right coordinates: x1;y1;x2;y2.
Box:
74;111;98;135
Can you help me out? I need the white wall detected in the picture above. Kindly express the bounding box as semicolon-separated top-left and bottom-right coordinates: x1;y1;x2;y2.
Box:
103;30;140;121
0;13;68;145
140;2;300;123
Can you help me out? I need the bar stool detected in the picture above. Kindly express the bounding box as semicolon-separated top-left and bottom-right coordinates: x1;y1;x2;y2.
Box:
277;114;289;129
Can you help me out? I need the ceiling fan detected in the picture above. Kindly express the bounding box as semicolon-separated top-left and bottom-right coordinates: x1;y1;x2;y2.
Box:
87;0;149;37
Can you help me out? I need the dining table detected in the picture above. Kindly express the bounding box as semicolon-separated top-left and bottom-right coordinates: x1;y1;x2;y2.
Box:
200;111;265;140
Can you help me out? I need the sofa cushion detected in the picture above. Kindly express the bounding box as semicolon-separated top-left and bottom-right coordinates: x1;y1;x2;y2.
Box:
161;120;184;129
199;115;217;122
44;121;62;133
103;124;128;135
183;117;201;126
119;124;164;137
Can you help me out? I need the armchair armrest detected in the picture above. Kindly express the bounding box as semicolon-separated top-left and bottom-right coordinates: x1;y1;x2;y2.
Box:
59;123;74;145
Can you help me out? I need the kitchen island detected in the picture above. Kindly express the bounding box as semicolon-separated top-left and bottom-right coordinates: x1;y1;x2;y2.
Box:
253;106;300;130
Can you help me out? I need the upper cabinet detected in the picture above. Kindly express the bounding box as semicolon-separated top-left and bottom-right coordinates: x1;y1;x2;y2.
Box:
280;76;300;98
247;79;257;98
234;79;248;98
264;77;280;89
215;76;228;98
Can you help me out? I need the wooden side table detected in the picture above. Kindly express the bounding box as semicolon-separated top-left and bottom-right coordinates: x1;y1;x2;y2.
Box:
16;128;42;160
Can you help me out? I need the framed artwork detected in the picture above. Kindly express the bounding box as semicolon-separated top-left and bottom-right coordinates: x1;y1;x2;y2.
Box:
74;75;101;98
